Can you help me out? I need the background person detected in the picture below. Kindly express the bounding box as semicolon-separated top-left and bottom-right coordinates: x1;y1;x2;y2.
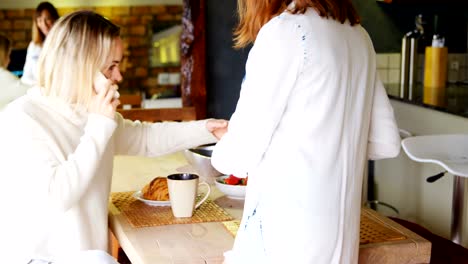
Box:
212;0;400;263
0;10;227;263
21;1;59;85
0;34;30;109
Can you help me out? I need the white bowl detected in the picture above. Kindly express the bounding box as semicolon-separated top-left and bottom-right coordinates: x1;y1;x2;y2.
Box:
214;175;246;200
183;144;223;184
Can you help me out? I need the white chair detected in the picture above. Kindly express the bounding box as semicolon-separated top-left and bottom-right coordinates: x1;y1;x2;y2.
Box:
402;134;468;245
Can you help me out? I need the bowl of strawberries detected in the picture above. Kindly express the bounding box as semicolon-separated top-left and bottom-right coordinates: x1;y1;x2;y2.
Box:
215;174;247;200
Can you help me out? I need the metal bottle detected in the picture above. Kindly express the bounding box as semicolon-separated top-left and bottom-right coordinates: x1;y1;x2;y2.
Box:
400;15;424;100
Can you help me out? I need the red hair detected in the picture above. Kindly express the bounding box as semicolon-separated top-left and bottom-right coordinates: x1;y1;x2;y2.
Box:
234;0;360;48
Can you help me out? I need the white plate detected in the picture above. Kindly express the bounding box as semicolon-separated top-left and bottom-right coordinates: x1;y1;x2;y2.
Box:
132;190;171;206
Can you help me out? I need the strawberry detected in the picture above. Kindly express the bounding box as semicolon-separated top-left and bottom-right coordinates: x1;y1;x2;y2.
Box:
224;174;241;185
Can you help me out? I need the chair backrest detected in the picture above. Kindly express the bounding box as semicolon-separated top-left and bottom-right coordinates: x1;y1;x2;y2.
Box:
117;107;197;122
118;94;142;109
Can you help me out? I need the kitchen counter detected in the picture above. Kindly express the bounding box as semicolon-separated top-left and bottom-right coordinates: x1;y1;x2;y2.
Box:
141;98;182;109
385;83;468;118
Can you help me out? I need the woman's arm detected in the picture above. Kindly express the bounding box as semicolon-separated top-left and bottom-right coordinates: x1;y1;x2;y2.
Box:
113;114;219;157
367;74;401;160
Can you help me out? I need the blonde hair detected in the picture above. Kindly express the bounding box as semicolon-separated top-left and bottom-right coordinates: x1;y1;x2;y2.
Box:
37;10;120;106
32;2;59;45
0;34;11;67
234;0;360;48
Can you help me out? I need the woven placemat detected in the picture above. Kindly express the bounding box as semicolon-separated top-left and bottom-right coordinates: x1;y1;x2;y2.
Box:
111;191;233;228
222;210;407;245
222;220;241;237
360;211;406;244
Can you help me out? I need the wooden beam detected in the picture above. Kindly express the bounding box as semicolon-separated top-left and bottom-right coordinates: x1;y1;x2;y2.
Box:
181;0;207;119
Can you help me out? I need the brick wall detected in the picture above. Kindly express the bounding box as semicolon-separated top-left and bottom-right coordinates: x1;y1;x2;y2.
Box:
0;5;182;97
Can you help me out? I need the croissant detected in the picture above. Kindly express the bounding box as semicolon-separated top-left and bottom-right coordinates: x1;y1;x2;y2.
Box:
142;177;169;201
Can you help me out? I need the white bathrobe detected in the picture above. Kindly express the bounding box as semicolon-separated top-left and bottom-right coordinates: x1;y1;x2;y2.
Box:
211;7;401;264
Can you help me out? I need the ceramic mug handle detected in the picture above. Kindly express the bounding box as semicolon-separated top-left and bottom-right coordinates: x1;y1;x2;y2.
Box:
195;182;211;209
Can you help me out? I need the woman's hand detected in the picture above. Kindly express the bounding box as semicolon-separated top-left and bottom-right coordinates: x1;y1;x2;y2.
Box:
206;119;228;140
89;78;120;119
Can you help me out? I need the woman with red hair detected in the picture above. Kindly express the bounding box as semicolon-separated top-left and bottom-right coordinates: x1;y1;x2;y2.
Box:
212;0;400;263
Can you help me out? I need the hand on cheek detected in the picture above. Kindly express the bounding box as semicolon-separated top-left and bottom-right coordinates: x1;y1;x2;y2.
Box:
89;73;120;119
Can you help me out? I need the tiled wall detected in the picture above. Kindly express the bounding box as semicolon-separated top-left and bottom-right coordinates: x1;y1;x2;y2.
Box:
0;5;182;97
376;53;468;85
447;54;468;83
376;53;401;84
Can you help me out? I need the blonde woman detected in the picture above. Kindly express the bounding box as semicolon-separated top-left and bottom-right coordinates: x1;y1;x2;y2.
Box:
0;11;227;263
212;0;400;263
0;34;30;109
21;1;59;85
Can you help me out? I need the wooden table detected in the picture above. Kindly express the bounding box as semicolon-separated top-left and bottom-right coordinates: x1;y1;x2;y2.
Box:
109;152;431;264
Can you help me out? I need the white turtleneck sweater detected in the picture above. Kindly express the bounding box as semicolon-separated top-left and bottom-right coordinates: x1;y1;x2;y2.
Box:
0;87;217;263
21;41;42;86
0;67;30;109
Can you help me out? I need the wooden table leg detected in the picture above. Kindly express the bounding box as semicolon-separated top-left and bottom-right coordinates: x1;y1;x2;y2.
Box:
108;228;120;260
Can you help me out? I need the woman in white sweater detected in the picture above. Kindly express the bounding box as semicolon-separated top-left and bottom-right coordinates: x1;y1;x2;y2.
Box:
0;11;227;264
21;2;59;86
212;0;400;263
0;34;30;109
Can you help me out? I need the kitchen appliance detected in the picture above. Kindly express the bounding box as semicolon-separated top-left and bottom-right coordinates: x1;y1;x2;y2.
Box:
183;144;222;184
423;15;448;107
400;15;425;100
